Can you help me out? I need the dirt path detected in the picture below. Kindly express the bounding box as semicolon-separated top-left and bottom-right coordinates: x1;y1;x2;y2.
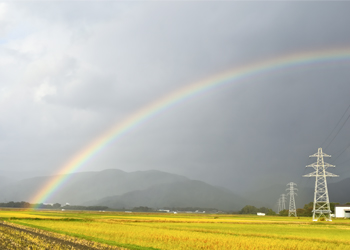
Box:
0;221;125;250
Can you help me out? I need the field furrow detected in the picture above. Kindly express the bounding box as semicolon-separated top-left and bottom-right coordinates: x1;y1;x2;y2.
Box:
0;221;124;250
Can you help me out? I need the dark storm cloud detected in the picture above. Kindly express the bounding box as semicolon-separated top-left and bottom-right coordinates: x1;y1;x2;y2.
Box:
1;1;350;194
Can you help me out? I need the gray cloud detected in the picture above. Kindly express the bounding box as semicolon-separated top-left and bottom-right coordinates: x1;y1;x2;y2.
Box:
1;1;350;194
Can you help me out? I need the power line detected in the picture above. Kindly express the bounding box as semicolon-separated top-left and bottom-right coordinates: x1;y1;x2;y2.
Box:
331;156;350;177
334;156;350;167
331;141;350;163
324;113;350;150
297;154;315;185
321;103;350;149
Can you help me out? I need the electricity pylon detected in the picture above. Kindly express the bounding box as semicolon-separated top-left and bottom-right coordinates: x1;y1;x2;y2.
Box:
277;198;281;213
286;182;297;217
303;148;338;221
280;194;286;211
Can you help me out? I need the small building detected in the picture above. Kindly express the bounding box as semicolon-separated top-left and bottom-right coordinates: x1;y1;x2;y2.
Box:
158;209;170;213
257;212;265;216
335;206;350;218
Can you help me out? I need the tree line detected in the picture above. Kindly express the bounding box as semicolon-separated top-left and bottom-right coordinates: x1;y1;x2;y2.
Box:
240;202;350;216
280;202;350;216
239;205;276;215
0;201;108;211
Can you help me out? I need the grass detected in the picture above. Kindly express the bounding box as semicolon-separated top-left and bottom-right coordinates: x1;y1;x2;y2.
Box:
1;209;350;249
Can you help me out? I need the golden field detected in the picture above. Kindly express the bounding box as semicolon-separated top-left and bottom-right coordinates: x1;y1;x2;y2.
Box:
1;209;350;250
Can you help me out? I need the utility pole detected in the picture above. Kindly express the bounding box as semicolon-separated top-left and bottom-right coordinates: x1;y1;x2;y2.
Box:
280;194;286;211
286;182;297;217
303;148;338;221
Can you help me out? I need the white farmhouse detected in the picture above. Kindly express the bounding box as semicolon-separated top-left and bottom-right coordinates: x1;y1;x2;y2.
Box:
257;212;265;216
335;206;350;218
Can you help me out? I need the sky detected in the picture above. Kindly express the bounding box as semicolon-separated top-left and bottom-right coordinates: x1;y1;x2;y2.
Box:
1;1;350;194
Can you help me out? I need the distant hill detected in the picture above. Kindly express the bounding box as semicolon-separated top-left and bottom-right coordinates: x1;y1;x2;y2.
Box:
2;169;347;211
91;179;249;211
1;169;188;204
0;176;15;188
0;169;250;211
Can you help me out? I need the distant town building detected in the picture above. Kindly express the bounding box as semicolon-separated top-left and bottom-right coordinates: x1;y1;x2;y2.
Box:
335;206;350;218
158;209;170;213
257;212;265;216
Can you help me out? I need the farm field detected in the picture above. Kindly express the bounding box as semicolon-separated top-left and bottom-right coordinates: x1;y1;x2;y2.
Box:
0;220;123;250
1;209;350;250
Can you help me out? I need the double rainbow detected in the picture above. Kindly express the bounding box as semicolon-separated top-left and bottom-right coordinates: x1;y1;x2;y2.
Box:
31;48;350;206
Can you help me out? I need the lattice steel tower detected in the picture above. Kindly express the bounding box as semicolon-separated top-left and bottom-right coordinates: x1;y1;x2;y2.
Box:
286;182;297;217
303;148;338;221
280;194;286;211
277;198;281;213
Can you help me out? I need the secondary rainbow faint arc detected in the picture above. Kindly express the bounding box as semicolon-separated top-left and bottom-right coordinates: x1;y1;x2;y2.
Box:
32;48;350;206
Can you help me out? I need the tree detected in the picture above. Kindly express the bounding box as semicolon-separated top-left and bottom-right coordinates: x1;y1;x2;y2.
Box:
266;209;276;215
240;205;276;215
279;209;288;216
53;203;61;208
240;205;258;214
329;202;340;213
302;202;313;217
296;208;305;216
132;206;153;212
258;207;270;213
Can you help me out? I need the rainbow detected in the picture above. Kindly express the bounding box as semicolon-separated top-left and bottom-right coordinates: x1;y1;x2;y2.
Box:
31;48;350;206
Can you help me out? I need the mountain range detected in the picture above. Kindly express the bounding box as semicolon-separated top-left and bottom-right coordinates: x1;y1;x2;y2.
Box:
0;168;348;211
0;169;249;211
89;179;248;211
